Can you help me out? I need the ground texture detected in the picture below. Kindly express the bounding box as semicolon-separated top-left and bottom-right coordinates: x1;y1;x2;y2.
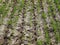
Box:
0;0;60;45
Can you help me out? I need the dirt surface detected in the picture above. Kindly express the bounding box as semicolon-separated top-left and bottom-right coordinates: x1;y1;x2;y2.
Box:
0;0;60;45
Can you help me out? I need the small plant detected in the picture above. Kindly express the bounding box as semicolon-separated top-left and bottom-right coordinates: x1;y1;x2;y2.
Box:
37;40;43;45
42;12;47;19
44;24;50;45
0;0;2;3
54;0;60;12
51;18;60;43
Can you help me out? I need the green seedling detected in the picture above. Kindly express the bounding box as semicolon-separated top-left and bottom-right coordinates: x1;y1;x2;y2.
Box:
42;12;47;19
0;0;2;3
51;18;60;43
12;16;19;26
37;40;43;45
44;25;50;45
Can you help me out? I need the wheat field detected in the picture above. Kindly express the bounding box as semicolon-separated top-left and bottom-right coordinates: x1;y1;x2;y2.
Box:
0;0;60;45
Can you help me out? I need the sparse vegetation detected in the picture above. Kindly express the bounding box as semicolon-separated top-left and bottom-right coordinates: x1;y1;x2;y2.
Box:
0;0;60;45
